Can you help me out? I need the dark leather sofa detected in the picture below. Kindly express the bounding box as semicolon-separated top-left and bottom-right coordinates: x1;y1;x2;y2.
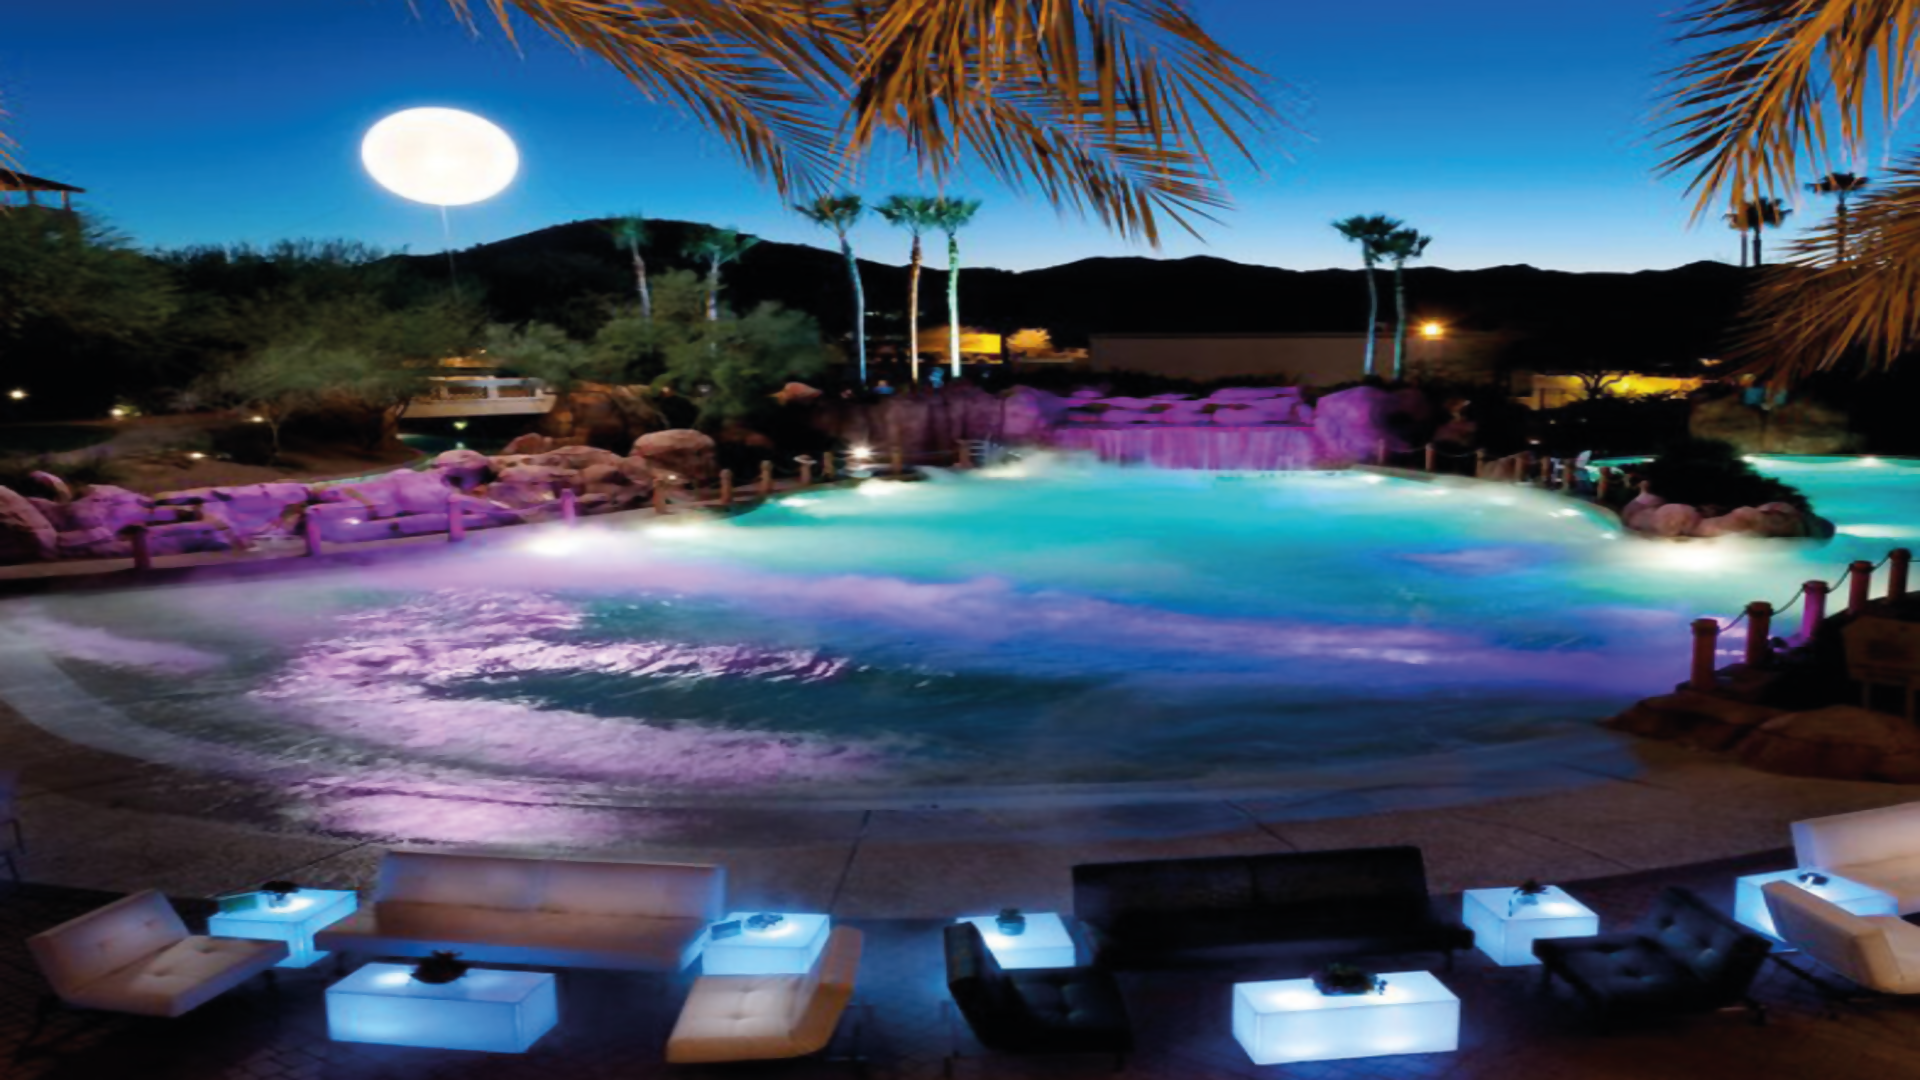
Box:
943;922;1132;1072
1071;846;1474;967
1533;886;1772;1029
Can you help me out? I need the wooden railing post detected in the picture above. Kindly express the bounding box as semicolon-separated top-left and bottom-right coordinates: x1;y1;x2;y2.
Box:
1690;618;1722;691
1744;601;1773;668
559;486;578;526
447;495;466;542
822;453;836;482
126;524;152;571
303;509;324;558
1890;548;1912;599
1424;444;1437;473
1849;560;1875;615
1799;580;1829;642
1376;438;1388;466
1596;468;1612;503
719;469;734;505
651;482;669;514
1474;448;1487;478
891;448;905;477
759;460;775;498
797;457;814;488
958;441;975;469
1537;455;1552;486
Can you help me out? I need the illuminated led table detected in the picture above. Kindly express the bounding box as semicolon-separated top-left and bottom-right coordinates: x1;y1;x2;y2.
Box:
701;912;830;975
1233;971;1458;1066
1461;886;1599;967
326;963;558;1053
208;889;358;969
955;913;1075;969
1734;870;1897;942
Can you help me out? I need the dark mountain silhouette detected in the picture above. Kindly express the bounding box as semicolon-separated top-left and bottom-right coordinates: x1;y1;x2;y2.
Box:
404;218;1753;371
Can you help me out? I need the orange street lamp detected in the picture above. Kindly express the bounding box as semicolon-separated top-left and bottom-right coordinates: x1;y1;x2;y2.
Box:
1419;321;1446;340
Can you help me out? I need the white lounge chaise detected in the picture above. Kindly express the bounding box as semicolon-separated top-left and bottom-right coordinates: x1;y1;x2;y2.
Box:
314;850;724;971
1792;802;1920;914
27;890;288;1018
1763;881;1920;994
666;927;863;1064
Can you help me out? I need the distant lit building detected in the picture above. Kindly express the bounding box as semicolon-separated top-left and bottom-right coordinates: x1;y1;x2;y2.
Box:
1089;331;1502;386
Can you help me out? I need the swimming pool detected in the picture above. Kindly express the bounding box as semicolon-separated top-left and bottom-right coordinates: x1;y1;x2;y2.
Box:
2;454;1915;818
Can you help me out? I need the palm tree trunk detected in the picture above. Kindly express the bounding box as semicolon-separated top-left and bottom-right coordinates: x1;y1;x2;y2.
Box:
1837;196;1850;261
842;235;867;385
908;236;923;384
632;245;652;320
706;255;720;321
1392;264;1408;380
947;233;963;380
1362;264;1380;377
1752;227;1763;267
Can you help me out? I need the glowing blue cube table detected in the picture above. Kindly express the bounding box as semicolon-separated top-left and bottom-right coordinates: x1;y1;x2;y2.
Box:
955;913;1075;969
1233;971;1458;1066
207;889;357;969
1734;869;1897;942
701;912;831;975
327;964;559;1053
1461;886;1599;967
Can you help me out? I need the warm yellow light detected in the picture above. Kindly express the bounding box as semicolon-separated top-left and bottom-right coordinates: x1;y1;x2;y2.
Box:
110;407;126;418
7;389;24;401
249;415;266;423
361;107;519;207
187;451;206;460
1420;321;1445;339
850;444;874;462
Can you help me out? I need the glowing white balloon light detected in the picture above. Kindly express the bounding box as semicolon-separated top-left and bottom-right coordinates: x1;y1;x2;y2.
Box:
361;108;519;207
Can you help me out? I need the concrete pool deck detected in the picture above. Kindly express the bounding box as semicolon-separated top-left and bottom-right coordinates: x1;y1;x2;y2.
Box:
4;689;1917;918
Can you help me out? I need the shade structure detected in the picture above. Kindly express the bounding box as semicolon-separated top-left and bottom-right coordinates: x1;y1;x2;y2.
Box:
702;912;831;975
1232;971;1459;1066
361;108;518;207
1461;886;1599;967
326;964;558;1053
1733;870;1898;941
955;913;1075;969
208;889;357;969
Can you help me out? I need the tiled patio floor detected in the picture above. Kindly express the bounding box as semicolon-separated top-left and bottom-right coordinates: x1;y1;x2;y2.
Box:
4;850;1917;1080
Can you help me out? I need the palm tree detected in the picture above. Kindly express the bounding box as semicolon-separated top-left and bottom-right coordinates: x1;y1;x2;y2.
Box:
1330;215;1402;377
1806;172;1870;259
420;3;1277;246
795;194;869;385
1375;228;1431;380
1724;197;1791;267
1659;1;1920;379
603;214;652;319
930;197;983;380
681;227;759;321
876;195;942;383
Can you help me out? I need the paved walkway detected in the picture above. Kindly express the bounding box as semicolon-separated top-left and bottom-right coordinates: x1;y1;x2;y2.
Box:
4;852;1917;1080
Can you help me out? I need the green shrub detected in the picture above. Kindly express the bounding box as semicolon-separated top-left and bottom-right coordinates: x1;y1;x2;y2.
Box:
1641;438;1811;514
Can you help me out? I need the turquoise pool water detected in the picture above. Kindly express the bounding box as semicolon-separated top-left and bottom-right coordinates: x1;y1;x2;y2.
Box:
4;454;1917;809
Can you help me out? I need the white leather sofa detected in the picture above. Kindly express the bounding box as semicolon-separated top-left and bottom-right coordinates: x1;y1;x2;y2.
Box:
1792;802;1920;914
27;890;288;1017
1763;881;1920;993
667;927;863;1064
314;850;724;971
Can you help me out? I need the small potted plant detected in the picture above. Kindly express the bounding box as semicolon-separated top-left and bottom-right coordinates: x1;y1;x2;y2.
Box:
1311;963;1384;997
260;880;302;910
1509;879;1550;915
411;951;471;985
746;913;785;933
995;908;1027;937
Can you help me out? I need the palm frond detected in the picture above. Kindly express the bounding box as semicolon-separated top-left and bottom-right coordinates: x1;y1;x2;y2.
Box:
455;0;1276;245
1731;153;1920;379
1659;0;1920;216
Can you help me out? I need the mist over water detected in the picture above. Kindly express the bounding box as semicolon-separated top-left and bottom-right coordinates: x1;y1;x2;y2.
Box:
9;454;1918;805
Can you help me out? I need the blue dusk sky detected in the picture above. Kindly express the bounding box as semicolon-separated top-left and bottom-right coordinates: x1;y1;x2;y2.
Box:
0;1;1816;272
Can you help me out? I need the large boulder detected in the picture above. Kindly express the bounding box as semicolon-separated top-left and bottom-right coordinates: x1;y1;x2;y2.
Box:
1603;690;1785;751
144;519;237;556
1001;386;1066;443
1648;503;1703;538
55;526;129;560
1693;506;1766;538
631;429;717;483
501;432;554;456
157;482;312;537
1311;386;1431;465
1769;399;1864;455
1734;705;1920;783
430;449;494;491
1689;396;1768;451
485;465;570;510
578;462;651;507
1620;488;1665;531
28;471;71;504
65;486;154;535
532;445;623;471
0;487;58;563
315;470;455;518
